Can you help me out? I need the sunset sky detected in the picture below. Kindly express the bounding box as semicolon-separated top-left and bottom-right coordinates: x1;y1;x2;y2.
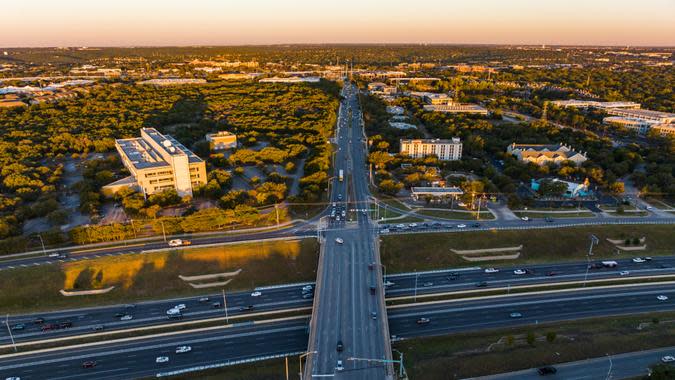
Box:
2;0;674;47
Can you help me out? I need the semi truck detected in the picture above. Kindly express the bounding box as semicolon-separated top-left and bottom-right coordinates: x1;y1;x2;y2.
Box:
339;169;344;182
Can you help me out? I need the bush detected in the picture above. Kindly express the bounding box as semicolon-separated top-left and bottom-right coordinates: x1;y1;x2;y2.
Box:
526;332;536;346
546;331;557;343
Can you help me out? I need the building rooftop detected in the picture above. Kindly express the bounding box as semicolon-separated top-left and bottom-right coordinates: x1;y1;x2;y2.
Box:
401;138;461;144
116;128;202;170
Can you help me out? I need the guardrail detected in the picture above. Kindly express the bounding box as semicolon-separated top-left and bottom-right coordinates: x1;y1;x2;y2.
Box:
156;351;305;377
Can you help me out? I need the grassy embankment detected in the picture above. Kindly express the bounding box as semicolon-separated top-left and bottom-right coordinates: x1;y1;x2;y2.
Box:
0;239;318;314
381;224;675;273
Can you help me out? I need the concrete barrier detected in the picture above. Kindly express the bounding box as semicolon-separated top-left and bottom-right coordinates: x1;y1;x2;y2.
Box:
59;287;115;296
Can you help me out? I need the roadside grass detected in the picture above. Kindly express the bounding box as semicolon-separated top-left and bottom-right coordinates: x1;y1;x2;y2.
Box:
396;311;675;380
380;225;675;273
0;240;319;314
150;357;291;380
416;209;495;220
513;211;595;218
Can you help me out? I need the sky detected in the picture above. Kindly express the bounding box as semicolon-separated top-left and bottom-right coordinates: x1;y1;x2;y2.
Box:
1;0;674;47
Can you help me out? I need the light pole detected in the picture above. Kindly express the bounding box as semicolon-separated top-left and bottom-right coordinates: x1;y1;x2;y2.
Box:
4;314;17;352
583;234;599;287
222;289;229;324
392;349;406;379
605;353;613;380
414;270;418;303
160;220;167;242
37;233;46;256
298;351;317;379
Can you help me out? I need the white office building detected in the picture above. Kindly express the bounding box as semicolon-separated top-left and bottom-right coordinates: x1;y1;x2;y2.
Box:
400;138;462;161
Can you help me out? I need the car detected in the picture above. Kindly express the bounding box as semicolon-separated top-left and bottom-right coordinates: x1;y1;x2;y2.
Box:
174;304;187;310
302;285;314;291
471;223;481;228
120;314;133;321
156;356;169;363
416;317;430;324
384;281;395;287
484;268;499;274
371;312;377;320
409;223;418;228
369;285;377;294
646;206;654;211
168;239;191;247
341;210;346;217
335;237;344;244
41;323;58;332
645;257;653;261
59;321;73;328
11;324;25;331
48;253;60;258
662;355;675;363
657;295;669;301
33;317;45;324
456;224;466;228
93;324;105;331
632;257;646;263
336;360;344;371
114;312;125;318
175;345;192;354
544;217;554;223
166;308;181;315
337;194;343;200
5;377;21;380
251;291;262;297
509;312;523;318
211;302;222;308
521;216;530;221
537;366;557;375
336;340;344;352
82;361;97;368
380;228;390;233
513;269;527;275
198;297;210;303
422;282;433;287
396;224;405;229
475;281;488;287
619;271;630;276
240;305;254;311
302;293;314;299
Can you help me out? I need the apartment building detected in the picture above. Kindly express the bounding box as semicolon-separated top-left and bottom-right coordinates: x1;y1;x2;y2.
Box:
400;138;462;161
105;128;207;197
507;143;588;166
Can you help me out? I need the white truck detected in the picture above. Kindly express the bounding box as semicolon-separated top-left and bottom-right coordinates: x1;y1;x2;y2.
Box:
168;239;191;247
339;169;344;182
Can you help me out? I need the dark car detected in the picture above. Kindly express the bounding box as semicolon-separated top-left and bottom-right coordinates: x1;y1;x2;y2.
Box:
475;281;488;288
82;361;97;369
416;317;430;324
59;321;73;328
12;323;25;331
114;312;125;318
546;271;557;276
544;217;554;223
198;297;210;303
93;324;105;331
41;323;58;332
471;223;481;228
211;302;222;308
336;340;344;352
240;305;254;311
369;286;377;295
302;293;314;299
537;366;557;375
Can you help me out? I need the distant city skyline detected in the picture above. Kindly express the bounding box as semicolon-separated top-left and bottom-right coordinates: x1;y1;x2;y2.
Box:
1;0;674;47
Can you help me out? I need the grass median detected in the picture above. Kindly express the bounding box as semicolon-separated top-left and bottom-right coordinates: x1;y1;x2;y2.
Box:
0;239;319;315
395;311;675;379
381;224;675;273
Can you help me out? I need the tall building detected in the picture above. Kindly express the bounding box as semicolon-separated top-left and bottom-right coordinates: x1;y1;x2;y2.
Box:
105;128;207;197
206;131;237;150
400;138;462;161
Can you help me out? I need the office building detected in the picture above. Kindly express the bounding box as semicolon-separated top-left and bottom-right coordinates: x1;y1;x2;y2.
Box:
507;143;587;166
605;108;675;124
551;100;641;110
423;103;489;115
400;138;462;161
206;131;237;150
104;128;207;197
259;76;320;83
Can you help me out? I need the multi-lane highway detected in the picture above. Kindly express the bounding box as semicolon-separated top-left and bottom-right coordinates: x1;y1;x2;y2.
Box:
3;283;675;380
5;255;675;345
305;82;392;379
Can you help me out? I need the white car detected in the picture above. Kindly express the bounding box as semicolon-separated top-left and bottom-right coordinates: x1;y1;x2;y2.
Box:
166;308;181;315
174;304;187;310
662;355;675;363
513;269;527;275
484;268;499;274
383;281;395;287
175;345;192;354
251;291;262;297
335;237;344;244
156;356;169;363
120;314;133;321
521;216;530;221
5;377;21;380
409;223;418;228
302;285;314;291
619;271;630;276
657;295;669;301
632;257;646;263
336;360;344;371
456;224;467;228
48;253;61;258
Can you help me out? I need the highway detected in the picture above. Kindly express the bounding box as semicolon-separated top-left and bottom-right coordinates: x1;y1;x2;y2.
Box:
304;82;392;379
2;283;675;380
475;346;675;380
5;255;675;344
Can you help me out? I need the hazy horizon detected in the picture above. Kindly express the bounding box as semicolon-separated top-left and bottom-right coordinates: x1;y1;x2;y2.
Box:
1;0;674;48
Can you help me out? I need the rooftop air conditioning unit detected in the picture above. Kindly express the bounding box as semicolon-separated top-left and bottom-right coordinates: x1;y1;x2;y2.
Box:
162;139;172;147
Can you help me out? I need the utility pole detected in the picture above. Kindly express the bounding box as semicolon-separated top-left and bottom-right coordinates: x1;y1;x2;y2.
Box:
160;220;167;242
583;234;599;287
130;219;137;239
285;356;289;380
275;204;280;227
5;314;17;352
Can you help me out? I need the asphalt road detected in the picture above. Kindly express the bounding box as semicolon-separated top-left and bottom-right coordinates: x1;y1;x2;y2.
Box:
3;283;675;380
474;346;675;380
305;82;392;379
5;255;675;344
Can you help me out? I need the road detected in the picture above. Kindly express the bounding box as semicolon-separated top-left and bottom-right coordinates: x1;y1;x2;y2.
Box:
3;283;675;380
304;82;392;379
5;255;675;344
474;346;675;380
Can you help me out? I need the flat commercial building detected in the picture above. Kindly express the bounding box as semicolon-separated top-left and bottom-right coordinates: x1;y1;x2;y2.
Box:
507;143;587;166
551;100;641;110
206;131;237;150
605;108;675;124
423;103;488;115
400;138;462;161
603;116;654;135
258;76;320;83
137;78;207;86
106;128;206;197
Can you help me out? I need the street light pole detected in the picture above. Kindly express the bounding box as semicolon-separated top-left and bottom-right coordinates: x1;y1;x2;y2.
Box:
4;314;17;352
584;234;599;287
222;289;229;324
160;220;167;242
298;351;317;379
37;233;46;256
414;270;418;303
605;353;613;380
